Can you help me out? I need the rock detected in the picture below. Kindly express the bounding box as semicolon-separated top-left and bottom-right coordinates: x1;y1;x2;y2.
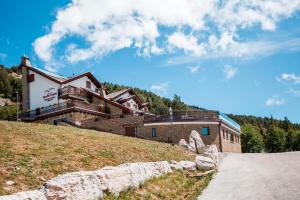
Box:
0;190;46;200
203;145;219;166
41;161;172;199
195;155;215;171
38;176;46;182
98;161;172;196
42;171;104;200
189;130;205;154
179;139;189;148
5;181;15;186
169;160;196;171
2;187;11;192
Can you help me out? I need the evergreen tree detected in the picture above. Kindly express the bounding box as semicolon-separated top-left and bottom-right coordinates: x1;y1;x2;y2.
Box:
241;124;264;153
285;130;299;151
0;68;12;98
171;94;187;111
265;125;286;153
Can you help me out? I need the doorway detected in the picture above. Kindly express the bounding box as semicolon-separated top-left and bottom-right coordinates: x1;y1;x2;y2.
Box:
125;126;137;137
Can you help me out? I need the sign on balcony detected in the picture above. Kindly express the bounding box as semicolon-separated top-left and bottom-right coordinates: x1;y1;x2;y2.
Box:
43;88;57;102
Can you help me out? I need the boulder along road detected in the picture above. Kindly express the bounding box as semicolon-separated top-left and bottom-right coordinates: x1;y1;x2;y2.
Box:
198;152;300;200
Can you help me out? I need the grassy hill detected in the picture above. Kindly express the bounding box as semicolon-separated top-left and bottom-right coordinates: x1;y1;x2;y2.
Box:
0;121;197;196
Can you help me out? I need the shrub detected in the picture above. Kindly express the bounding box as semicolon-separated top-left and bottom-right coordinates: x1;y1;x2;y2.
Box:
265;125;286;153
241;124;264;153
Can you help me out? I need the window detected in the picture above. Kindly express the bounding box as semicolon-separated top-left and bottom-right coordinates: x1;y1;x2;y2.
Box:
230;134;234;143
151;128;157;138
202;127;209;136
226;131;229;140
133;104;138;110
222;129;225;139
27;74;35;82
126;102;130;107
95;88;99;93
86;81;91;89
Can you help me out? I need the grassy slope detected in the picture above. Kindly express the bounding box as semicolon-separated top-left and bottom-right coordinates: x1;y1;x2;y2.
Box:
0;121;194;195
104;171;213;200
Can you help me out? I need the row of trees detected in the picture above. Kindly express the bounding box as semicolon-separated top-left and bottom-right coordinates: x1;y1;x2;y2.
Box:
0;65;21;120
241;124;300;153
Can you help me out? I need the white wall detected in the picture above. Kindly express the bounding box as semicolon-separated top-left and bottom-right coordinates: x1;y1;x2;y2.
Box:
28;71;99;110
117;92;139;110
65;76;98;92
29;70;62;110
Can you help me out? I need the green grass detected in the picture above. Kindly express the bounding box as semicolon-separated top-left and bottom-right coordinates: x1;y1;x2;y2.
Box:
104;171;214;200
0;121;194;195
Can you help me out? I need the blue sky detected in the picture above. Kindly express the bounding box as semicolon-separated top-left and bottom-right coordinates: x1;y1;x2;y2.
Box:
1;0;300;123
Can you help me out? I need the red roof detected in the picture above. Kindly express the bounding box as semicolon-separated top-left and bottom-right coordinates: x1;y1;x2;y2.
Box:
22;65;102;88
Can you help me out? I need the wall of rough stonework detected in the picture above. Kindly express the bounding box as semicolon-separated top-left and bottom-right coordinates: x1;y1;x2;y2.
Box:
35;111;100;126
139;123;222;151
81;115;144;135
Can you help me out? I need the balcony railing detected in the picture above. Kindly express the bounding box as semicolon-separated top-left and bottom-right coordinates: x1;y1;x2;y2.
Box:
58;85;88;100
144;110;219;123
19;99;108;120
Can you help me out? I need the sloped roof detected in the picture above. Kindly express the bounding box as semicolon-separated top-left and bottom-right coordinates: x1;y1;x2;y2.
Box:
106;88;130;99
22;65;101;88
31;66;67;82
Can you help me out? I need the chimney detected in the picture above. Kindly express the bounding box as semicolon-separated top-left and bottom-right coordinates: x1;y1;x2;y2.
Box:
21;55;31;66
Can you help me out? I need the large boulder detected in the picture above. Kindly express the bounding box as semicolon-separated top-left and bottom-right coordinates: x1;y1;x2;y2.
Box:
189;130;205;154
203;145;219;166
169;160;196;171
0;190;46;200
98;161;172;196
42;171;104;200
40;161;172;199
195;155;215;171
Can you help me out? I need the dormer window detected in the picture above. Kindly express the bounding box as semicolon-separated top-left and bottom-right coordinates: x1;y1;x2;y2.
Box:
86;81;91;89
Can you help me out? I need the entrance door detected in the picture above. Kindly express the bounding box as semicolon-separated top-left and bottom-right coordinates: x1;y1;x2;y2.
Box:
125;126;136;137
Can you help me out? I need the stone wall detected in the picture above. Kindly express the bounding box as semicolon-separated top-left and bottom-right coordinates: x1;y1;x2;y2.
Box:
139;123;222;151
81;115;144;135
35;111;101;126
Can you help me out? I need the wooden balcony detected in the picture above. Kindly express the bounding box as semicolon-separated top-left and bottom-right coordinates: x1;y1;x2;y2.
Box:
58;85;88;101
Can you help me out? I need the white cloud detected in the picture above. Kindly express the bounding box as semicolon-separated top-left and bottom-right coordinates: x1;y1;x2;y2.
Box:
150;82;169;95
168;32;205;56
278;73;300;84
288;88;300;97
188;66;200;74
0;53;7;61
223;65;237;79
33;0;300;67
265;97;286;106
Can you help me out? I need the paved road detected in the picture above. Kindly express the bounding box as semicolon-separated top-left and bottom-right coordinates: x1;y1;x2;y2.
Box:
199;152;300;200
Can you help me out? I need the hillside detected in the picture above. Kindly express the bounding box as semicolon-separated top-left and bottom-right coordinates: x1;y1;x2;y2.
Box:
0;121;195;196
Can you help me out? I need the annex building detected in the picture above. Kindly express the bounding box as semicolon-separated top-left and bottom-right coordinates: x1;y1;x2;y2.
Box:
19;56;241;153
